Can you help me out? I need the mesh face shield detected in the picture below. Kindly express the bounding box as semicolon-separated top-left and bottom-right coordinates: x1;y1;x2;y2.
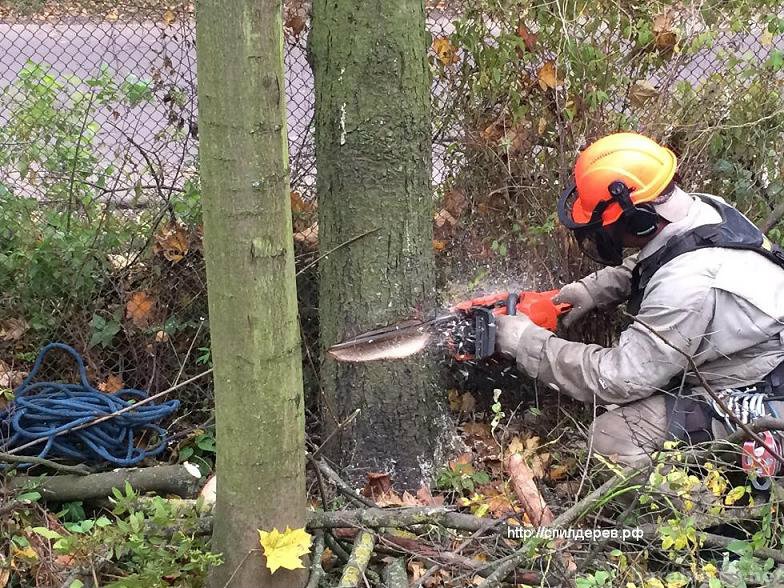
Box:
557;183;626;266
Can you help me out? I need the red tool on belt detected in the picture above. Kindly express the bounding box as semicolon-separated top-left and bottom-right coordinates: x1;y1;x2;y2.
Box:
327;290;569;363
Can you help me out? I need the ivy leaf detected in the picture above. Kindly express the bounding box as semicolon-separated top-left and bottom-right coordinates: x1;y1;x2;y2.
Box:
724;485;746;505
258;527;312;574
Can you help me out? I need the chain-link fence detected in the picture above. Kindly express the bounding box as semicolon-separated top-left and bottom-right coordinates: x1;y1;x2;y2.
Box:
1;1;782;439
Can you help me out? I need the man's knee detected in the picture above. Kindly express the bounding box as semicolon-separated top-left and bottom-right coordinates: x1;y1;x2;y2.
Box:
589;395;669;466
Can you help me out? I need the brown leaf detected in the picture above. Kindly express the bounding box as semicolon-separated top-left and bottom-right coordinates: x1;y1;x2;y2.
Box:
155;330;170;343
460;391;476;413
434;209;458;228
153;222;189;263
516;23;537;52
126;291;156;328
416;484;445;507
294;223;319;250
98;374;124;393
653;11;677;52
449;452;474;474
361;471;393;499
443;189;468;219
432;239;447;252
537;60;560;90
105;8;119;21
0;318;28;341
432;37;459;66
162;9;176;26
286;13;306;37
462;422;491;439
629;80;659;107
548;464;571;481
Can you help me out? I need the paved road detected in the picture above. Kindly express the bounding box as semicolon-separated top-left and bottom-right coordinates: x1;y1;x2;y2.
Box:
0;17;777;200
0;19;314;196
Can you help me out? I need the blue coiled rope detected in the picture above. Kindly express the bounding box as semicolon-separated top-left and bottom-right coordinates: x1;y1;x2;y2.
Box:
0;343;179;467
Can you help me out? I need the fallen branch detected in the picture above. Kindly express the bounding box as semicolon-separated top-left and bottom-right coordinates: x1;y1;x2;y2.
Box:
307;507;502;533
0;452;91;476
8;464;203;502
305;531;326;588
382;558;408;588
314;459;376;508
337;530;376;588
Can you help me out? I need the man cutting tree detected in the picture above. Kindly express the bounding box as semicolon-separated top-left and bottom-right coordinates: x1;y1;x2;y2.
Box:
495;132;784;473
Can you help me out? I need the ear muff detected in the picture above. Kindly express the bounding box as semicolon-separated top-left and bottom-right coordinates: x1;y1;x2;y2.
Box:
608;181;659;237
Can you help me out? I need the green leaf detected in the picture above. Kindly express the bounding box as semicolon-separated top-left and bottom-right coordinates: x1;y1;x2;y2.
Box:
726;539;752;556
32;526;63;540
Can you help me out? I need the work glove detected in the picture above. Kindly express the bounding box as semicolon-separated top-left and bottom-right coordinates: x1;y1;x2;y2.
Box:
552;281;596;329
495;314;536;358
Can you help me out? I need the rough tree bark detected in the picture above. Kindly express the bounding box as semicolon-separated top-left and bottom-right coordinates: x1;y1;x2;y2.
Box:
196;2;307;587
311;0;449;487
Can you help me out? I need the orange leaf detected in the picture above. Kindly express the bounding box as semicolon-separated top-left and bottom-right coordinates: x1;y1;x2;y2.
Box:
126;291;155;328
153;222;189;263
361;471;393;499
432;239;447;252
432;37;459;65
98;374;124;393
537;60;560;90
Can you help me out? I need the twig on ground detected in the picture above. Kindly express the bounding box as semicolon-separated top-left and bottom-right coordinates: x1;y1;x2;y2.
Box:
305;531;326;588
382;558;408;588
0;452;91;475
337;530;376;588
313;459;377;508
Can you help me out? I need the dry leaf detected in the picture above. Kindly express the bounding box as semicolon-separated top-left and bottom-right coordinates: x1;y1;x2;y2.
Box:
105;8;119;21
449;452;475;474
432;37;459;66
408;560;427;582
0;360;26;390
294;223;319;250
432;239;447;252
361;471;393;499
0;318;28;341
416;484;445;507
162;9;176;26
98;374;124;393
434;208;457;228
537;60;560;90
537;116;548;135
462;422;491;439
126;291;155;328
153;222;189;263
548;464;571;481
286;13;306;36
652;11;677;52
155;330;170;343
443;189;468;218
460;391;476;413
629;80;659;107
516;23;537;52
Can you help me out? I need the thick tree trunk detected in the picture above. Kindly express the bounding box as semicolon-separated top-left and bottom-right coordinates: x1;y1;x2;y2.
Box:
196;2;307;587
311;0;449;487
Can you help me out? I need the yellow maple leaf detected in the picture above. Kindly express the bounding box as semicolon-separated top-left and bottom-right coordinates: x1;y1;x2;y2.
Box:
258;527;312;574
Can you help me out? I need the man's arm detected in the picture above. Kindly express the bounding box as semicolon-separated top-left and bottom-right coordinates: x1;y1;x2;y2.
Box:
504;259;716;404
577;254;638;310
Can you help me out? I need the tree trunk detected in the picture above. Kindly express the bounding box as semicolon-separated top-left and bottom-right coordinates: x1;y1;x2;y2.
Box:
311;0;449;488
196;2;307;587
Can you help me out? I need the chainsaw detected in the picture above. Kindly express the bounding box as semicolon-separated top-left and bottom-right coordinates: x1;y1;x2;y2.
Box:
327;290;569;363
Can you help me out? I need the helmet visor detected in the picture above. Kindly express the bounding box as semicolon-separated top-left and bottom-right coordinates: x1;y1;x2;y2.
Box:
559;182;625;266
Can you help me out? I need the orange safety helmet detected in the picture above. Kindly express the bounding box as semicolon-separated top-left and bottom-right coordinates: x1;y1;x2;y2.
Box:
569;132;677;226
